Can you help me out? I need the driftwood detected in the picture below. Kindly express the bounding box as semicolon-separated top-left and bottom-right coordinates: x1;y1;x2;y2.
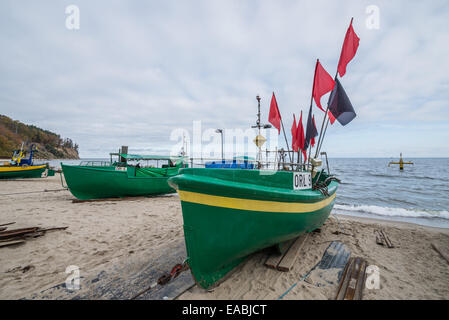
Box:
0;227;39;240
0;222;16;227
0;240;26;248
374;229;394;248
0;226;68;247
335;257;367;300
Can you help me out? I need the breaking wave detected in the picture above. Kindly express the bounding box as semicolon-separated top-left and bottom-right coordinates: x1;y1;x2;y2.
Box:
334;204;449;221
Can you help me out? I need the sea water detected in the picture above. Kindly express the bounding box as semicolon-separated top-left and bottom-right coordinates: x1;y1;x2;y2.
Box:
330;158;449;229
52;157;449;229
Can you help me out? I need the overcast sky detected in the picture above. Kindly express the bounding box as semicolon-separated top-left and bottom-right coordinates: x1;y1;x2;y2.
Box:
1;0;448;158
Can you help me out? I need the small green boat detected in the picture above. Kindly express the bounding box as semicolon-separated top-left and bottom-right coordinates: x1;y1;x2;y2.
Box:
0;164;51;179
168;167;338;289
61;153;186;200
0;143;54;179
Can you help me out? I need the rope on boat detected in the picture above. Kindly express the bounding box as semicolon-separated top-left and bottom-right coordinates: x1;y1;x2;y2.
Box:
59;172;68;189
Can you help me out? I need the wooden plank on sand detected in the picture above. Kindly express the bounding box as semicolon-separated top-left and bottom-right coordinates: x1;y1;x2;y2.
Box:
0;240;25;248
374;229;394;248
0;222;16;227
264;238;296;270
375;230;383;245
335;257;353;300
335;256;367;300
277;234;309;272
380;230;394;248
0;227;39;240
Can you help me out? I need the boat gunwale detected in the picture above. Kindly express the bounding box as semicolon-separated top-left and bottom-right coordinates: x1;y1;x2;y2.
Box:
0;164;47;172
169;172;338;203
61;163;179;180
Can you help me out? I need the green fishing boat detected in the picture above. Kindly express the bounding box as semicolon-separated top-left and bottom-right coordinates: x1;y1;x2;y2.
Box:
61;153;186;200
168;166;338;289
0;143;54;179
0;164;51;179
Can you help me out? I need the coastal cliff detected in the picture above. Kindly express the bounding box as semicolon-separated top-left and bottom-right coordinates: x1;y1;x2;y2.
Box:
0;114;80;159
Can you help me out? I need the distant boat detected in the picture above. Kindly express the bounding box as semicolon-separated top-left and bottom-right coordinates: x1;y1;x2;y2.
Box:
388;153;413;170
0;143;54;179
61;152;187;200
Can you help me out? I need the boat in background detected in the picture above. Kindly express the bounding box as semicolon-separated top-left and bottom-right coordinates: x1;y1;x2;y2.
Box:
61;150;187;200
0;143;54;179
205;156;255;169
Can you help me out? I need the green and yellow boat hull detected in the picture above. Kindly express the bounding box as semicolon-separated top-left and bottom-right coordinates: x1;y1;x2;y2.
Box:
0;164;49;179
168;168;338;289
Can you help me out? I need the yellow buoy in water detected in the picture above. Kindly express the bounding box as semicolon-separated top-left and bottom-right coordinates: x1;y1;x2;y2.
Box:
388;153;413;170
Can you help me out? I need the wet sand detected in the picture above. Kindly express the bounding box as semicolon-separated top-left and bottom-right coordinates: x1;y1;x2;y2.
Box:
1;175;448;300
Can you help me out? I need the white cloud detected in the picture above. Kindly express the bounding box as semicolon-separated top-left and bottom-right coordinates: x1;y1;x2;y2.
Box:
0;0;448;157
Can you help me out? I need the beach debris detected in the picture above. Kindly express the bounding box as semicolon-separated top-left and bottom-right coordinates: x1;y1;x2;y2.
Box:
72;196;149;203
304;241;351;287
431;243;449;265
0;226;68;246
332;230;353;236
374;229;394;248
278;241;351;299
334;257;367;300
265;234;309;272
0;240;26;248
21;265;35;273
5;265;35;273
0;222;16;227
131;261;191;300
0;227;40;240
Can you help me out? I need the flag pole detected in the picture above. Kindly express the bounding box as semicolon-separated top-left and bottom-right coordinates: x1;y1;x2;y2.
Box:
316;18;354;157
280;118;293;165
315;70;338;157
307;59;319;166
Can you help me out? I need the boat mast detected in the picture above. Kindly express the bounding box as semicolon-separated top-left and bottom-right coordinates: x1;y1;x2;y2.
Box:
251;95;271;168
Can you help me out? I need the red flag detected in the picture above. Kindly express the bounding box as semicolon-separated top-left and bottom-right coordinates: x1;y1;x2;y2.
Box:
268;92;281;134
312;60;335;112
296;111;307;163
311;115;317;147
328;110;336;124
291;114;298;152
337;19;360;77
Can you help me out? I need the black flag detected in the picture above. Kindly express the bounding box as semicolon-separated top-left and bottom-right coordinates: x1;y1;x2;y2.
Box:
328;78;356;126
304;105;318;151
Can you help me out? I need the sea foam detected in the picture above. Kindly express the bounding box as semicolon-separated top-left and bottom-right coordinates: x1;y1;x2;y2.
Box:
334;204;449;220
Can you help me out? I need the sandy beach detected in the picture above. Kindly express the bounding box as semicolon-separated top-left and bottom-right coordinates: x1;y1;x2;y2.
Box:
1;175;448;300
